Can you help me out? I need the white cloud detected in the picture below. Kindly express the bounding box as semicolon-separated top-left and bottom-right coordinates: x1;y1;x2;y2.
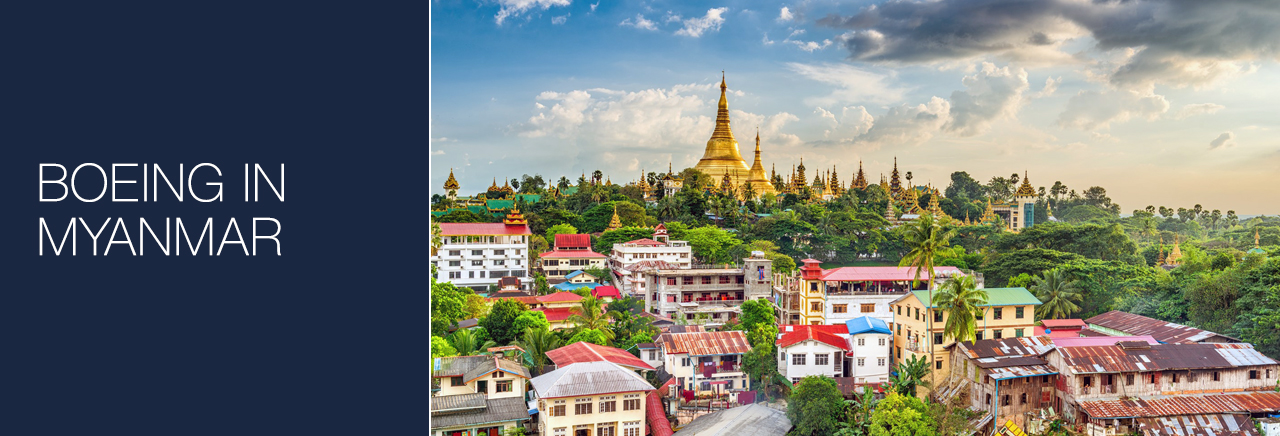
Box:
762;33;775;45
855;97;951;148
620;14;657;31
590;2;598;12
432;150;446;156
551;13;569;25
1057;89;1170;130
943;63;1030;137
664;11;682;24
778;7;794;23
730;110;803;149
787;62;908;106
791;39;832;52
494;0;571;25
1209;131;1236;149
815;106;874;141
1032;77;1061;98
788;29;805;38
1175;103;1226;119
675;7;728;37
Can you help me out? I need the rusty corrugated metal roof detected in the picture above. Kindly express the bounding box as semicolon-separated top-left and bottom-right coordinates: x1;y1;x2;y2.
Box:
658;331;752;356
1134;414;1256;436
958;336;1055;359
1056;343;1274;374
530;361;655;399
1084;311;1236;344
1079;392;1280;418
983;364;1057;380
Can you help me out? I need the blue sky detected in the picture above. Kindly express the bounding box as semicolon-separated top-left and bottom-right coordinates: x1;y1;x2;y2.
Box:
430;0;1280;214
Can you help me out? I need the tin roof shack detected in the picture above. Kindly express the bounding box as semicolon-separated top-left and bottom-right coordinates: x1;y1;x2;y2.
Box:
1084;311;1240;344
1045;341;1279;425
431;355;534;436
942;337;1058;433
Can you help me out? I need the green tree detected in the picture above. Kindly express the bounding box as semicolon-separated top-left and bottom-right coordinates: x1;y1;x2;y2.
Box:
898;213;954;392
593;226;654;253
431;278;469;336
512;311;551;336
545;223;579;244
431;335;457;358
683;225;743;263
448;328;497;356
786;376;845;436
436;209;490;223
868;393;936;436
1032;269;1083;320
567;328;610;346
534;273;552;295
1007;273;1035;289
482;299;528;346
739;299;775;335
568;297;614;343
463;294;490;320
516;326;562;376
431;221;443;256
888;354;930;397
980;248;1084;288
934;275;989;343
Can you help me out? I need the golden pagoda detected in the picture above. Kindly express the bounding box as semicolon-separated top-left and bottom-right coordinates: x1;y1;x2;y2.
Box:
443;168;460;199
1157;236;1167;265
501;178;514;194
1015;171;1037;197
694;72;752;187
606;204;623;231
927;185;951;222
503;206;527;226
791;158;808;193
1248;229;1267;255
829;166;840;193
980;198;997;224
637;170;651;196
1165;236;1183;266
878;174;889;194
743;129;777;198
719;171;735;197
889;157;902;195
851;161;868;190
965;211;972;226
902;185;922;214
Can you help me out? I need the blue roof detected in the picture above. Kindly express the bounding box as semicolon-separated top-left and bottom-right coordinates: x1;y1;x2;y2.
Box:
845;316;891;335
564;270;586;280
552;282;603;292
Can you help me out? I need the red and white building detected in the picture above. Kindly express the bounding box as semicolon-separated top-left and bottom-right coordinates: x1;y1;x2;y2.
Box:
432;210;533;292
608;224;692;296
541;234;607;284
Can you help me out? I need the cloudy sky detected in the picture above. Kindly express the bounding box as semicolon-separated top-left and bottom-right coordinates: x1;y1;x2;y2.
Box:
430;0;1280;214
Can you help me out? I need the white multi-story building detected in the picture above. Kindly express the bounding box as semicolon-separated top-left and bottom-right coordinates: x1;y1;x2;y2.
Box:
645;255;774;324
609;224;692;296
431;210;532;292
775;317;892;386
655;331;752;395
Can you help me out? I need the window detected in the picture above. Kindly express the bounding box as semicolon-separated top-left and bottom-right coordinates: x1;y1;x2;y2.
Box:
857;358;865;366
878;338;886;346
448;271;462;279
448;261;461;267
550;400;566;417
471;260;483;266
623;393;641;411
986;394;992;405
702;277;712;284
682;277;694;285
450;376;463;386
1213;371;1220;381
1015;328;1025;338
598;424;616;436
780;352;785;362
681;358;691;367
878;358;886;366
934;333;944;345
792;377;800;384
468;271;475;278
667;278;677;285
994;308;1003;320
515;249;520;255
976;310;984;321
975;331;984;341
448;250;461;256
1149;374;1156;384
1172;373;1180;383
599;396;617;412
719;276;731;284
1188;373;1196;382
1020;393;1027;404
554;428;566;436
496;380;513;393
472;250;483;256
858;338;866;346
623;421;642;436
897;306;901;315
811;302;822;312
1126;374;1134;385
494;249;505;255
1002;395;1011;406
833;304;848;313
936;360;943;370
648;350;656;360
861;304;875;313
815;354;829;366
934;311;942;323
1083;376;1093;387
914;308;920;320
494;260;505;266
476;380;487;393
793;354;806;365
575;398;593;415
994;329;1003;339
1015;307;1025;318
1249;370;1259;380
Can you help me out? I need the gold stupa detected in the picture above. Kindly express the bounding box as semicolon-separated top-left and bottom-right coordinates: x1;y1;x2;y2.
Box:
743;129;777;198
694;72;751;187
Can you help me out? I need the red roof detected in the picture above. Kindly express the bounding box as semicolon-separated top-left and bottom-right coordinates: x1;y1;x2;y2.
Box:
536;307;577;322
1079;392;1280;418
623;238;665;246
538;292;585;303
818;266;965;282
438;223;532;236
485;295;541;306
776;325;851;351
1085;310;1232;344
540;250;606;259
658;331;752;356
1041;319;1087;329
592;286;622;300
554;234;592;249
646;390;674;436
545;342;654;371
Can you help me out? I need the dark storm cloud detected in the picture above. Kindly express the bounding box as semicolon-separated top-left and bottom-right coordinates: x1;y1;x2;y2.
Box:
818;0;1280;87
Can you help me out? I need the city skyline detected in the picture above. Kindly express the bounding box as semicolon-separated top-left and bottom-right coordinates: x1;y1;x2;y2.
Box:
430;0;1280;214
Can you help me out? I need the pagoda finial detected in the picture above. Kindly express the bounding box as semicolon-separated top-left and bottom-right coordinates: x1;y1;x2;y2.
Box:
721;71;726;90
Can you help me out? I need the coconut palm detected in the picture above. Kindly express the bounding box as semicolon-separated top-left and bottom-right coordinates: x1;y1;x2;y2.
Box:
888;354;931;397
567;297;615;343
656;196;680;220
934;275;989;343
897;213;955;392
1032;269;1083;320
448;328;497;356
516;327;562;376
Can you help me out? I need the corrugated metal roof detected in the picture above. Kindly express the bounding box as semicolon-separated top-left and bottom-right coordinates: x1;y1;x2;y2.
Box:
1079;392;1280;418
776;326;850;351
659;331;752;356
983;364;1057;380
911;287;1042;308
958;337;1055;359
1084;311;1236;344
647;390;675;436
1057;343;1274;374
546;342;655;371
671;403;791;436
530;361;655;399
540;249;607;258
430;397;531;429
431;393;487;413
1051;336;1159;348
538;291;585;303
554;234;592;250
845;316;892;335
1134;414;1256;436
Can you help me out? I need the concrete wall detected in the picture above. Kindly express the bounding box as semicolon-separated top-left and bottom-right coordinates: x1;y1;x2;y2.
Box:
434;373;528;400
848;332;892;383
537;393;648;436
779;340;845;381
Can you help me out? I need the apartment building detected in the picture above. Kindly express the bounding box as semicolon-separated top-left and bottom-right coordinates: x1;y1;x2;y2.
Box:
644;255;773;324
775;317;892;385
891;287;1041;388
531;361;654;436
431;355;532;436
541;234;607;284
432;210;532;292
609;224;692;296
656;331;752;395
774;259;971;326
941;337;1058;432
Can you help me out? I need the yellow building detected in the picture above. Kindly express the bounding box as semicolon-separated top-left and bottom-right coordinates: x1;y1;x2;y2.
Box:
890;287;1042;395
431;355;532;436
531;361;655;436
693;73;775;199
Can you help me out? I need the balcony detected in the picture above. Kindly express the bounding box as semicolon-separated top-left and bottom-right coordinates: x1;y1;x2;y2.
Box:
696;361;742;375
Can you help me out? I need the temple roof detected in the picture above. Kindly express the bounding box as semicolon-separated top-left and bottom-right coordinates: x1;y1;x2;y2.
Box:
443;168;460;190
1015;171;1037;197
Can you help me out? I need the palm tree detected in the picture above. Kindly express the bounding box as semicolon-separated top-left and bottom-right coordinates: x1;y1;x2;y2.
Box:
431;221;443;256
448;328;497;356
516;327;562;376
934;275;989;343
889;354;931;397
1032;269;1083;320
567;297;615;343
656;196;680;220
897;213;955;393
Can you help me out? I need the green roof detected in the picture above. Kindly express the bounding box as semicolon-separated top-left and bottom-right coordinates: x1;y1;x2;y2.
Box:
909;287;1041;308
513;194;542;203
559;186;579;195
466;205;489;216
485;199;515;210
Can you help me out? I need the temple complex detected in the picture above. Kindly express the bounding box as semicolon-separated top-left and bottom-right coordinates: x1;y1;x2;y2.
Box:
693;73;776;199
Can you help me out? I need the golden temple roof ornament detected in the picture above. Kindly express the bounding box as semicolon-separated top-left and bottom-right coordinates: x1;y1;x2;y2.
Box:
489;177;501;192
503;206;527;226
1166;236;1183;266
606;204;623;231
890;157;902;195
852;161;868;190
1015;170;1038;197
980;198;997;224
444;168;460;190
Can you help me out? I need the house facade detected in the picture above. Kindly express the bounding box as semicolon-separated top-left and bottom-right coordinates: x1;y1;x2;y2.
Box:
644;254;773;324
432;210;533;292
656;331;752;395
431;355;533;436
609;225;693;296
775;260;971;326
941;337;1058;432
531;361;654;436
541;234;607;284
